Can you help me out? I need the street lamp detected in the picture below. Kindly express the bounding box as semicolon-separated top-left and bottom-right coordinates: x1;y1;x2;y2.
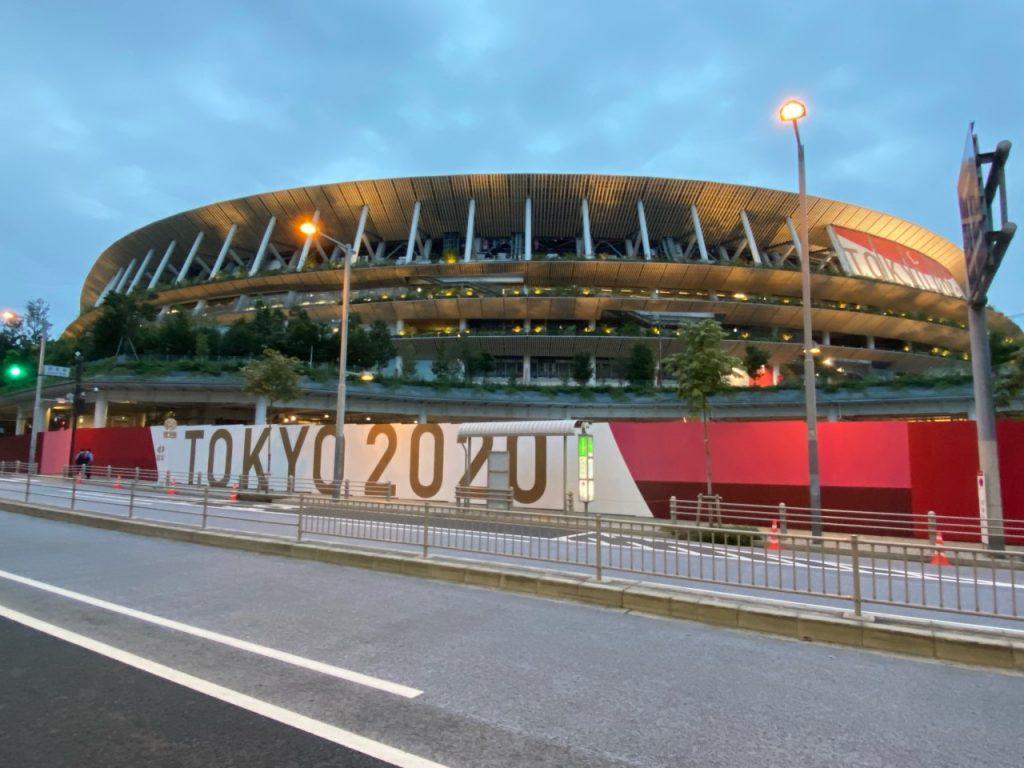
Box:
2;310;48;472
779;98;823;539
299;211;368;496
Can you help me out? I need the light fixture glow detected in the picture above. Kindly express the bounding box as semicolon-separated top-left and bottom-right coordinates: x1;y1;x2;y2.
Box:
779;99;807;122
299;221;318;235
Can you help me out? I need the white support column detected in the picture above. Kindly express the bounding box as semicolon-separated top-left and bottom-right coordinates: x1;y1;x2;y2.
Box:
522;354;531;384
822;331;831;346
175;232;205;285
458;318;467;332
251;216;278;275
95;267;125;306
147;241;177;290
352;205;369;263
115;259;137;293
772;364;781;385
463;198;476;262
524;197;532;261
15;406;26;436
866;336;875;350
689;205;709;262
404;202;421;264
208;224;238;279
581;198;594;259
93;393;108;429
191;299;207;317
785;217;803;265
740;210;763;266
254;395;268;425
637;199;652;260
127;249;155;293
824;223;854;274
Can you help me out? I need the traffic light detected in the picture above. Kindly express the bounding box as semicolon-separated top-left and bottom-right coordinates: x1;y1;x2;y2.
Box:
3;362;28;382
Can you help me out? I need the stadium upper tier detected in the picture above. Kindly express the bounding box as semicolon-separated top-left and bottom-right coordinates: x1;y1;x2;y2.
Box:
71;174;1016;376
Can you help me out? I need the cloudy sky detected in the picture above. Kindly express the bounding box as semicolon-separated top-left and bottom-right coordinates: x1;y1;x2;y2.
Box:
1;0;1021;332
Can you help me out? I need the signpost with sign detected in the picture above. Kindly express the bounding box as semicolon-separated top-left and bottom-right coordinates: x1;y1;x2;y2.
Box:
43;364;71;378
957;123;1016;551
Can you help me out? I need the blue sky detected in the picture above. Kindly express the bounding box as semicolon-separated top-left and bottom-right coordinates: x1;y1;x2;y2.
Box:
1;0;1020;332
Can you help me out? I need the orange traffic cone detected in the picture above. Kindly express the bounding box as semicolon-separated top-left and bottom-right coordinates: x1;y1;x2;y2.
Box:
74;472;83;485
930;531;950;566
112;475;123;490
166;478;178;496
766;519;781;551
228;483;238;502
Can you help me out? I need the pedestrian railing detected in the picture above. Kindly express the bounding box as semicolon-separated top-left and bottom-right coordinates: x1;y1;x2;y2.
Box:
0;463;1021;624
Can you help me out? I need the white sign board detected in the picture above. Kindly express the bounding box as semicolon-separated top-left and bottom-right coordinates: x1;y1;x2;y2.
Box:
43;365;71;378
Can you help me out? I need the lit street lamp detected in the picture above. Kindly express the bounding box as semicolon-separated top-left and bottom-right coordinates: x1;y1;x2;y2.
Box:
779;98;823;539
300;207;369;496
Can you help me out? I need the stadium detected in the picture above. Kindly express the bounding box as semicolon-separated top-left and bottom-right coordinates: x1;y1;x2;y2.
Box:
68;173;1014;388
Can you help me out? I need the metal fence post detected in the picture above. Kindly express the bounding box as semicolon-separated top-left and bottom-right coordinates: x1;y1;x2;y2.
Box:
850;534;863;617
594;514;603;581
134;466;140;482
779;503;788;534
344;479;350;499
128;482;136;519
70;477;77;510
201;487;209;529
296;494;304;541
24;472;31;502
927;510;937;545
670;495;677;523
423;502;430;558
0;460;6;475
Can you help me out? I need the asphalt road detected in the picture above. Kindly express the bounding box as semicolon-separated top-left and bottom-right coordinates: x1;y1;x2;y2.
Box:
1;510;1023;767
1;475;1022;629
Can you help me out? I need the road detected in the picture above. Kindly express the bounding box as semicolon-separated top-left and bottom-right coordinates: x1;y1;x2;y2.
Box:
1;510;1022;767
2;474;1022;629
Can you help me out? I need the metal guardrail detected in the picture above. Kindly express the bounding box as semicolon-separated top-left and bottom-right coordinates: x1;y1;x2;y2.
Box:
1;464;1021;624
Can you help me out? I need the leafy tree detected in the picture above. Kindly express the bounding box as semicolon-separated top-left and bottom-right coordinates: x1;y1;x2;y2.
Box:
283;309;331;364
367;320;396;372
250;303;287;351
571;352;593;386
992;333;1024;407
155;311;197;356
621;343;655;387
242;348;303;420
663;320;741;496
398;345;418;380
346;318;375;371
221;318;258;357
88;293;156;358
431;344;458;382
743;344;771;382
194;326;221;359
23;299;50;345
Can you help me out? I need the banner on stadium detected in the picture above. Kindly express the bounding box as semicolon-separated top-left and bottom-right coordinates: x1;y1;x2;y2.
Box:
827;225;965;299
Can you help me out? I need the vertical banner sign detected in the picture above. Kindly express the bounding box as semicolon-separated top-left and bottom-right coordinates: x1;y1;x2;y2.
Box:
957;123;988;302
977;471;989;547
578;434;594;502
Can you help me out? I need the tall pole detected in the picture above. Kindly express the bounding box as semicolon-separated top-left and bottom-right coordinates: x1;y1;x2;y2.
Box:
332;205;368;496
967;303;1004;550
794;120;823;539
27;327;47;471
67;352;83;473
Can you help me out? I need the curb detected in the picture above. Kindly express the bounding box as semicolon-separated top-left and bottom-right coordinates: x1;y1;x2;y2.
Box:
3;500;1023;672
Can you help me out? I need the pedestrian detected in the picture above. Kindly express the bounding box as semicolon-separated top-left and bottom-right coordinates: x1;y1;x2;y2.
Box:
73;449;88;479
83;448;94;479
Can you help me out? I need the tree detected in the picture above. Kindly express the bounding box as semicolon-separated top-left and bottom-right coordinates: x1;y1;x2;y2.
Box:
663;320;740;496
571;352;593;386
221;318;258;357
88;293;156;358
398;345;418;380
242;348;303;420
283;309;331;364
431;344;458;382
743;344;771;382
155;311;197;356
621;343;655;387
367;320;397;372
992;333;1024;407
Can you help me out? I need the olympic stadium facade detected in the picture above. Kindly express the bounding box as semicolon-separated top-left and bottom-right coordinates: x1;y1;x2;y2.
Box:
68;173;1015;391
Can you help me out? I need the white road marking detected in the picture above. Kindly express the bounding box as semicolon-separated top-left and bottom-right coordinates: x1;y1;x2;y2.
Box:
0;604;446;768
0;568;421;699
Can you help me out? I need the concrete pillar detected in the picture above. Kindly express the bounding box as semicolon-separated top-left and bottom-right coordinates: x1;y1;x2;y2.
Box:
522;354;531;384
127;249;155;292
115;258;137;293
209;224;238;279
175;232;205;284
524;196;532;261
463;198;476;262
252;216;279;275
404;202;421;264
581;198;593;259
589;354;598;386
822;331;831;346
637;199;652;260
772;364;781;385
93;393;108;429
15;406;26;436
866;335;876;350
148;241;178;290
458;318;467;332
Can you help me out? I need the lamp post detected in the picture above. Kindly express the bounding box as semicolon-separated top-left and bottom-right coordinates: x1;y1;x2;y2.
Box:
779;98;823;539
28;321;49;472
300;206;369;496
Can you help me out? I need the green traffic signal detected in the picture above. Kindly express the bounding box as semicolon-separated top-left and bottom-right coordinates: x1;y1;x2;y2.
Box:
4;363;27;381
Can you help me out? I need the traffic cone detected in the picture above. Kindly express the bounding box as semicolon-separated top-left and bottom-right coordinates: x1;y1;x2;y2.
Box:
74;472;83;485
766;519;781;551
166;478;178;496
112;475;123;490
228;483;238;503
930;531;950;566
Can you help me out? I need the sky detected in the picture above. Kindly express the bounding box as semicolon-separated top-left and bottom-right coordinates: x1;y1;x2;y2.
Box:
0;0;1021;333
